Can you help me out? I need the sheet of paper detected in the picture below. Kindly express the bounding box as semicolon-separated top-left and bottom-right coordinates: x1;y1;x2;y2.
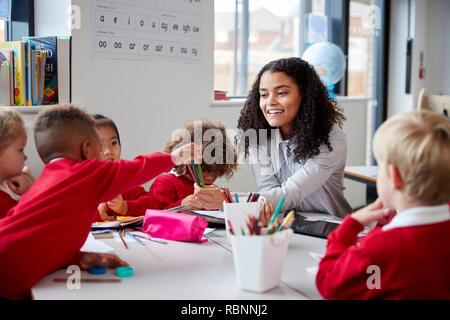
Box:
191;210;224;219
81;233;115;254
298;212;343;224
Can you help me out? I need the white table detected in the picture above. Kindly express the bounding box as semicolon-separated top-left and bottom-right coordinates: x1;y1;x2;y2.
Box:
32;229;326;300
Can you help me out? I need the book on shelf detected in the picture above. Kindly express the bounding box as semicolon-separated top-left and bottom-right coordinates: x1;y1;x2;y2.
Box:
24;36;72;105
0;41;26;106
0;50;14;106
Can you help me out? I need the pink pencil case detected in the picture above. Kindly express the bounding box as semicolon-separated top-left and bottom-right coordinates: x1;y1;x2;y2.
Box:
143;209;208;243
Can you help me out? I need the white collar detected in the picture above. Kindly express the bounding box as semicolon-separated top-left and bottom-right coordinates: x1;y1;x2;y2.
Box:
382;204;450;231
48;157;65;163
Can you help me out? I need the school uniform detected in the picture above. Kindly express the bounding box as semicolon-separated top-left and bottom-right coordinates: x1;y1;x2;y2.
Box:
0;186;18;219
149;171;194;210
316;204;450;299
0;152;173;300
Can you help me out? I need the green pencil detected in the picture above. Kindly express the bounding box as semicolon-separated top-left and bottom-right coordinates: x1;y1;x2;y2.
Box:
191;160;200;185
197;163;205;187
269;197;285;225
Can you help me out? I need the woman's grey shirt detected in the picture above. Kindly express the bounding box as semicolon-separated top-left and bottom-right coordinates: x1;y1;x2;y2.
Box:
249;126;351;218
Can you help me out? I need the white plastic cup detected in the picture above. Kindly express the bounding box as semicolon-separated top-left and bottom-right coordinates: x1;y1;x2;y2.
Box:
230;229;293;293
223;196;265;244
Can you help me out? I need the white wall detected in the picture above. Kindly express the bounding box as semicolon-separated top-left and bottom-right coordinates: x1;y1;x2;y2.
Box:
388;0;450;117
24;0;368;209
34;0;71;37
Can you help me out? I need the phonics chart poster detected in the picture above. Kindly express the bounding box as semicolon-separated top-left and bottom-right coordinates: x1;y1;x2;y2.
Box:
91;0;202;62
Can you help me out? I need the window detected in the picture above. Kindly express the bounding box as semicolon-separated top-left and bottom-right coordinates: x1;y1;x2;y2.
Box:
214;0;388;104
0;19;5;42
215;0;301;98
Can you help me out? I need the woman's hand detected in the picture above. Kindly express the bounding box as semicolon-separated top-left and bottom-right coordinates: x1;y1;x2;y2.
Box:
171;143;203;166
107;194;128;216
80;252;129;270
194;184;225;210
351;198;396;227
181;194;204;210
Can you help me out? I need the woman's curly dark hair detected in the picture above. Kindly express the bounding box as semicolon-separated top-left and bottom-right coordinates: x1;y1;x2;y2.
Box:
237;57;346;164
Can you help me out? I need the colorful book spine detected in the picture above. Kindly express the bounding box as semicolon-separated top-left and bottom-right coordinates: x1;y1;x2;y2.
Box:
0;50;14;105
0;41;26;106
23;36;58;105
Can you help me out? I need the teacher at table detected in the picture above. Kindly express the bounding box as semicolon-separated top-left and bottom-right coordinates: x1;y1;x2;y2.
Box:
195;57;351;219
237;57;351;218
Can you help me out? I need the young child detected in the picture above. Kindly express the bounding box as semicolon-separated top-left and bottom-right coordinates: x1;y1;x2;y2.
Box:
92;114;159;220
149;120;238;210
316;110;450;299
0;108;34;218
0;105;200;299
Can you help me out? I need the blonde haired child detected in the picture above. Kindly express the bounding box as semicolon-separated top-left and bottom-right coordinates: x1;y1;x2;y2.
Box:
0;107;34;218
316;110;450;299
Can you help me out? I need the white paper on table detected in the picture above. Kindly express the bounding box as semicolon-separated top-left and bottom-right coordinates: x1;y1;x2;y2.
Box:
81;233;115;254
298;212;343;224
191;210;224;219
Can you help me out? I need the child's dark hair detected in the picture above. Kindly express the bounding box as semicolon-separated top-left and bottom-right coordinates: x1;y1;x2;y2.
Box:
164;120;238;179
34;105;97;163
92;114;121;146
237;57;346;164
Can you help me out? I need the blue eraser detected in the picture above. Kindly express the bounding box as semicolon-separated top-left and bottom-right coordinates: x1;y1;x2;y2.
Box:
88;266;106;275
116;266;133;278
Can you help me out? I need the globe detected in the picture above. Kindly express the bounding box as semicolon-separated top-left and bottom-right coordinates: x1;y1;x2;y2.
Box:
301;42;346;87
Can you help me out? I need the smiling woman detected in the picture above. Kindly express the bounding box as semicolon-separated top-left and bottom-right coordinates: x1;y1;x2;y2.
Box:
237;57;352;218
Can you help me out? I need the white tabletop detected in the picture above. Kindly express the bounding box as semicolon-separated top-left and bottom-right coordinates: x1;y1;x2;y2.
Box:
32;229;325;300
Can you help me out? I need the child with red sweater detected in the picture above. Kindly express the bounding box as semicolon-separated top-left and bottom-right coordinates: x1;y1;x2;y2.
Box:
0;105;200;299
316;110;450;299
92;114;160;220
149;120;238;210
0;108;35;218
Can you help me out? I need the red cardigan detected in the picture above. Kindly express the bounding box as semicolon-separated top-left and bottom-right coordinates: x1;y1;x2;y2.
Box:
148;173;194;209
0;189;17;219
0;153;173;300
316;209;450;300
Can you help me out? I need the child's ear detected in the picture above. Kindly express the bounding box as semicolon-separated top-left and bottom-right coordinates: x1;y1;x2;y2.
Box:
388;164;403;190
81;139;98;160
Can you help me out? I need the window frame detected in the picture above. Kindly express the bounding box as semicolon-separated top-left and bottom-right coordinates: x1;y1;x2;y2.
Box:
4;0;34;41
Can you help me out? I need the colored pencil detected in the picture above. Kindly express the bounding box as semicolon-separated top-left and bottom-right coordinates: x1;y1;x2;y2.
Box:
196;163;205;187
276;210;294;232
118;230;128;249
246;193;253;202
53;278;121;283
191;161;200;185
186;164;196;182
234;193;239;203
269;197;285;225
126;231;144;245
225;188;234;203
227;219;234;235
222;190;231;203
